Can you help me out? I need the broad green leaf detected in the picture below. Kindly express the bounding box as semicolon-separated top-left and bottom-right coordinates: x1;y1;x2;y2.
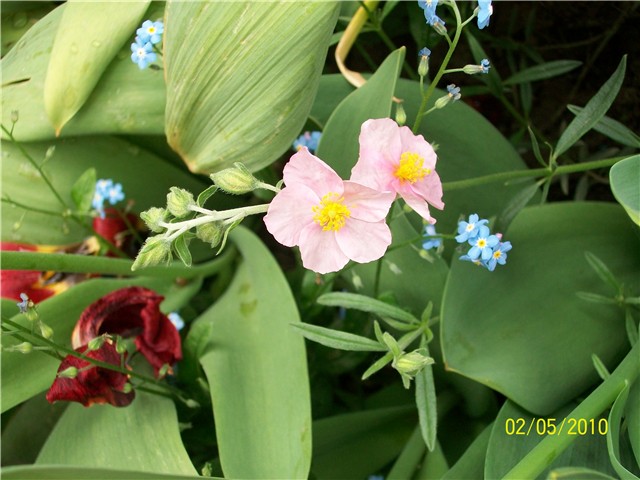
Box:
70;167;96;212
36;392;198;476
192;227;311;479
164;1;339;173
1;136;206;246
2;465;214;480
555;56;627;159
311;406;416;479
567;106;640;149
292;323;386;352
1;276;182;412
316;48;405;178
485;400;618;479
441;423;492;480
610;155;640;226
317;292;419;324
503;60;582;86
442;202;640;414
1;4;166;142
44;1;151;133
387;425;425;480
607;383;640;479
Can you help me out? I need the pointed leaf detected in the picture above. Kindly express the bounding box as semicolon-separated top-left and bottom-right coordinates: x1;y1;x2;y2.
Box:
610;155;640;226
503;60;582;86
292;323;385;352
567;106;640;149
317;292;419;325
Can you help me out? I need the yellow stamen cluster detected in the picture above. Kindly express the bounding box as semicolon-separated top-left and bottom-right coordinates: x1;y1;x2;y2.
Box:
312;192;351;231
394;152;431;184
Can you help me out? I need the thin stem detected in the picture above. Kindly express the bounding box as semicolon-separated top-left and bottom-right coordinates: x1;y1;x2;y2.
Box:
412;1;463;133
160;204;270;233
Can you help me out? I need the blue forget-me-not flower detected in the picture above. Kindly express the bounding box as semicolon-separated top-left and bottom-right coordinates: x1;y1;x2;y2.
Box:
293;131;322;153
136;20;164;45
422;224;442;251
92;179;125;218
455;214;512;270
131;40;157;69
477;0;493;29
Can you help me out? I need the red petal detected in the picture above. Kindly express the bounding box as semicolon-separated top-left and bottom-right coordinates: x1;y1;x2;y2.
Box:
0;242;56;302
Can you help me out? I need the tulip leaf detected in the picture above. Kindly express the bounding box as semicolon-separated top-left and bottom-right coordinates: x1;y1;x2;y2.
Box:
36;392;198;476
2;465;213;480
441;424;492;480
292;323;386;352
503;60;582;86
554;56;627;159
606;382;640;479
610;155;640;226
190;227;311;479
164;1;339;173
43;1;151;133
1;277;182;413
442;202;640;415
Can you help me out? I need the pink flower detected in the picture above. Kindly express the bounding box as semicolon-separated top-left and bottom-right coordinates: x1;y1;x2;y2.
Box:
351;118;444;223
264;148;395;274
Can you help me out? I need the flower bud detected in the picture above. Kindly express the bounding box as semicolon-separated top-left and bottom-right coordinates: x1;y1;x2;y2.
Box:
463;59;490;75
39;321;54;340
131;236;172;271
158;363;171;378
141;207;168;233
393;349;434;377
122;382;133;394
196;221;224;248
87;335;106;351
209;163;259;195
395;103;407;127
166;187;195;218
115;336;128;354
13;342;33;354
418;47;430;77
58;366;79;378
432;21;447;36
11;110;19;123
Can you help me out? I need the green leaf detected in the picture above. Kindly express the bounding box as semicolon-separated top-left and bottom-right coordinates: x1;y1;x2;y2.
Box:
610;155;640;226
606;383;639;480
317;292;419;325
316;47;405;178
415;341;437;451
164;1;339;173
555;56;627;159
442;202;640;414
190;227;311;479
70;167;96;212
585;251;623;292
36;392;198;476
503;60;582;86
567;106;640;149
311;406;416;479
293;322;386;352
546;467;618;479
173;234;192;267
592;354;611;380
1;276;176;413
2;466;214;480
387;425;425;480
441;424;491;480
626;379;640;467
196;185;217;208
44;1;151;133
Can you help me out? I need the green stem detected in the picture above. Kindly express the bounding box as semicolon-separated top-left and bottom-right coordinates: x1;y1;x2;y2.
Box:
412;1;463;133
503;342;639;479
0;245;235;279
442;157;625;192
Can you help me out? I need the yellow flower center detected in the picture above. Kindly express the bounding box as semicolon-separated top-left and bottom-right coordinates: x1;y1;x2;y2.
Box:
148;27;156;34
476;239;487;248
312;192;351;231
394;152;431;184
493;250;502;259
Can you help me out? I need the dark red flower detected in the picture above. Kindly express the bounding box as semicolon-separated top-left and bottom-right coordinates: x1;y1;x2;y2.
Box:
92;208;141;258
71;286;182;375
46;340;135;407
0;242;65;302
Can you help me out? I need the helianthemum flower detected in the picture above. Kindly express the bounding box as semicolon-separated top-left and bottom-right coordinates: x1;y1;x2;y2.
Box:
264;148;395;274
71;287;182;375
351;118;444;224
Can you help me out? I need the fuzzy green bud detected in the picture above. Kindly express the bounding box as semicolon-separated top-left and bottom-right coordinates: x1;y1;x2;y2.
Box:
210;163;258;195
122;383;133;394
167;187;196;218
115;336;128;354
87;335;106;351
196;221;224;248
131;236;172;271
395;103;407;127
58;366;79;379
141;207;168;233
12;342;33;354
418;55;429;77
434;95;452;110
394;349;434;376
38;321;54;340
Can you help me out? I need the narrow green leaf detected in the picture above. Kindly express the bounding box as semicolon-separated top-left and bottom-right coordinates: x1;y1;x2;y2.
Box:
70;167;96;212
503;60;582;86
415;341;437;451
610;155;640;226
606;383;637;480
173;234;192;267
576;292;619;305
362;351;395;380
626;379;640;467
442;424;492;480
197;185;218;207
546;467;618;479
592;354;611;380
465;31;503;97
555;56;627;158
567;106;640;149
317;292;419;325
625;309;639;346
44;1;151;133
528;125;547;167
387;425;425;480
495;181;540;233
291;323;385;352
585;251;623;292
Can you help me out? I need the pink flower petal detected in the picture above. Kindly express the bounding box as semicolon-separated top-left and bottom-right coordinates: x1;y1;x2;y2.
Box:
335;219;391;263
351;118;402;190
342;181;395;222
263;185;318;247
398;185;436;223
283;148;343;198
398;127;438;170
409;169;445;211
298;223;349;274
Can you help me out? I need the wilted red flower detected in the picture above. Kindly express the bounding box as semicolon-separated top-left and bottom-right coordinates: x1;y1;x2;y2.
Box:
46;340;135;407
92;208;141;257
71;286;182;375
0;242;67;302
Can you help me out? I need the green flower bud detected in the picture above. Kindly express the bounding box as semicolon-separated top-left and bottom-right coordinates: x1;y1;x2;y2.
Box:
432;21;447;36
196;221;224;248
434;95;452;110
210;163;259;195
166;187;196;218
38;321;54;340
122;383;133;394
158;363;171;378
393;349;434;377
141;207;168;233
11;110;19;123
395;103;407;127
418;56;429;77
131;236;172;271
58;366;78;379
463;64;484;75
87;335;106;351
14;342;33;354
